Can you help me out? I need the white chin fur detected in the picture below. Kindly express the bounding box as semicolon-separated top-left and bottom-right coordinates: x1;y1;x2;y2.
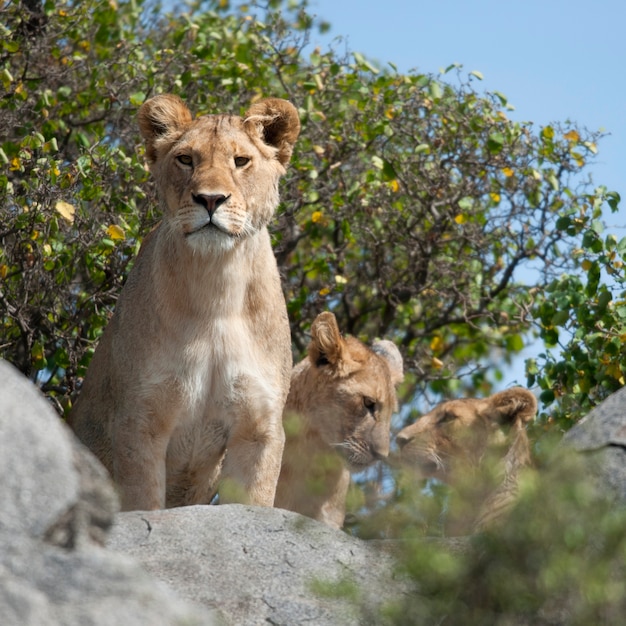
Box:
186;227;237;254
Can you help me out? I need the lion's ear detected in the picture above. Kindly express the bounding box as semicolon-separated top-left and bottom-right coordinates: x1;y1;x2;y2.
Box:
372;339;404;386
244;98;301;166
138;94;193;163
308;312;344;369
484;388;537;428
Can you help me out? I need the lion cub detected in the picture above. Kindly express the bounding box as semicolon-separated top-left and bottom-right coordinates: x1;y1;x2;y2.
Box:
274;312;404;529
71;94;300;511
395;388;537;534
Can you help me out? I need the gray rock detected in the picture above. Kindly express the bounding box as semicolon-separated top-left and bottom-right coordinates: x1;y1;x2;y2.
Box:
108;504;406;625
0;359;217;626
0;361;78;539
561;386;626;502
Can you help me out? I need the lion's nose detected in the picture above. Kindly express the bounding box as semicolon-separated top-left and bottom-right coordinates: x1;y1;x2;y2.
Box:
193;193;229;217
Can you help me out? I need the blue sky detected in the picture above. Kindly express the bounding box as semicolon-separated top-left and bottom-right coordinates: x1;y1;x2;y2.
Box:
305;0;624;388
308;0;624;223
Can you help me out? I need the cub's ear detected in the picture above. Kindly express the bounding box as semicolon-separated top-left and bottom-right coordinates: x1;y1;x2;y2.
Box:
244;98;301;166
308;312;344;369
484;388;537;428
372;339;404;386
138;94;193;163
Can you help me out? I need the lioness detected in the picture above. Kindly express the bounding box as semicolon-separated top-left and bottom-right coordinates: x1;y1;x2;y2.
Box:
395;387;537;534
274;312;404;529
71;94;300;511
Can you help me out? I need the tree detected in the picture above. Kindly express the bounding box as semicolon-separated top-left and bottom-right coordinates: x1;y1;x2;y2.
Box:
1;0;616;419
528;186;624;428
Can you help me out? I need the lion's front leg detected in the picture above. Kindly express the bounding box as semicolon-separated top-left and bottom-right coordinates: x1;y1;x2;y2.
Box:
218;405;286;506
111;409;174;511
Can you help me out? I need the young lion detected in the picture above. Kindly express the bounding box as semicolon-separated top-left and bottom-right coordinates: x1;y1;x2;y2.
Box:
274;312;404;529
395;388;537;534
71;94;300;511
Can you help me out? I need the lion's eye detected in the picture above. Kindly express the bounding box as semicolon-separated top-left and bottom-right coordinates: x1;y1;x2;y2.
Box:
363;396;377;416
176;154;193;166
234;156;250;168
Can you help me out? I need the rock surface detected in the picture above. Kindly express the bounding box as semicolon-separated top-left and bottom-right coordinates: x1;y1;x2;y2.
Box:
108;504;404;625
0;359;217;626
561;386;626;502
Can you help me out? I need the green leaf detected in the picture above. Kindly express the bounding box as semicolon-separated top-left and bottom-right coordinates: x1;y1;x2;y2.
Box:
487;132;505;154
493;91;508;106
129;92;145;106
458;197;473;211
429;81;443;100
606;191;621;212
506;334;524;352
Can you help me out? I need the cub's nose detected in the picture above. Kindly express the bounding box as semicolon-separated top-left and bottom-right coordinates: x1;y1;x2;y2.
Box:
193;193;228;216
371;446;389;461
395;432;411;450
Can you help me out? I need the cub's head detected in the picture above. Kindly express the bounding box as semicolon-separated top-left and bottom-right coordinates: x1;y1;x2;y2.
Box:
138;94;300;254
395;388;537;482
289;312;404;471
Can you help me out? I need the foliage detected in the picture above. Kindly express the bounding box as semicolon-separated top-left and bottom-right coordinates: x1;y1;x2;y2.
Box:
0;0;617;419
377;449;626;625
527;188;626;428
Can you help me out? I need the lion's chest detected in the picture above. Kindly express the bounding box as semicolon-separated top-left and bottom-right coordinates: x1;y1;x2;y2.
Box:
170;317;266;418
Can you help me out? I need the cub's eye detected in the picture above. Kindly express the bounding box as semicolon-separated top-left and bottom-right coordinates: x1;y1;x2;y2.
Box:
363;396;377;416
176;154;193;166
437;411;455;425
234;156;250;168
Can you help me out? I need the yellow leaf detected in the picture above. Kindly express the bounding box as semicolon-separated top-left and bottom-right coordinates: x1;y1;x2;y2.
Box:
581;259;592;271
389;179;400;193
431;357;444;370
563;130;579;142
384;108;394;120
606;362;625;384
430;335;444;353
311;211;322;223
55;200;75;223
107;224;125;240
502;167;514;177
9;157;21;171
334;275;348;285
454;214;468;224
489;192;501;203
0;264;8;278
319;287;330;296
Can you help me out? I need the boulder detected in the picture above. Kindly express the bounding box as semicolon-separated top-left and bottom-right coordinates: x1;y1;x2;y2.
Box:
561;386;626;502
0;359;404;625
108;504;404;625
0;359;217;626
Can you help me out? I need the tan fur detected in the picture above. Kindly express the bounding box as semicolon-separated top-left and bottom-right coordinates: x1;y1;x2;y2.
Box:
395;388;537;534
71;95;300;511
274;312;404;529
